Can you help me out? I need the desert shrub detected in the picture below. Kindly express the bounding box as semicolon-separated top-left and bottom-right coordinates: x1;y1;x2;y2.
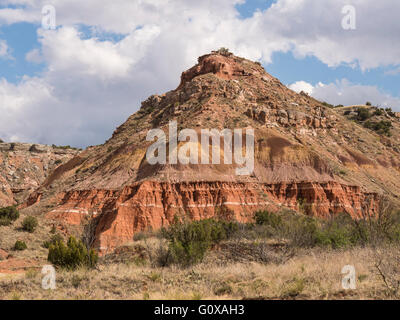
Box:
254;210;283;229
0;217;12;226
162;218;238;267
251;207;400;249
322;101;334;108
0;206;19;223
144;238;172;268
374;108;384;116
47;236;98;270
14;240;27;251
364;120;392;136
214;283;233;296
314;214;355;249
366;102;372;106
216;47;231;56
22;216;38;233
357;108;371;121
43;234;64;249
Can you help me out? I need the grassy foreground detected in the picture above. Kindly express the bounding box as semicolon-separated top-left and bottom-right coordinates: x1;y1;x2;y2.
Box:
0;244;397;300
2;207;400;300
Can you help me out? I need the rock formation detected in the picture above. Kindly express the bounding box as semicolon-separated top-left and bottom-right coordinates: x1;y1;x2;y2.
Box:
0;143;79;206
22;50;400;252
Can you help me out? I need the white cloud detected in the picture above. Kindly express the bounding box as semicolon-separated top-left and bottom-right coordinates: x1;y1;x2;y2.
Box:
0;0;399;147
0;39;13;60
25;48;43;63
289;81;314;95
290;79;400;109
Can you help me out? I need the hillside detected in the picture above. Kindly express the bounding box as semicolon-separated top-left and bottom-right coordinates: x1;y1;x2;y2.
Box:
20;50;400;253
0;143;79;207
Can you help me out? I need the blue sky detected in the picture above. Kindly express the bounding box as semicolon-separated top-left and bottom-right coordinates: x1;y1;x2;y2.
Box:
0;0;399;147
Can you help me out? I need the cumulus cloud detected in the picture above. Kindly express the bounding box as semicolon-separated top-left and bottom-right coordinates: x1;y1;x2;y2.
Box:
0;0;399;147
0;39;13;60
290;79;400;109
289;81;314;95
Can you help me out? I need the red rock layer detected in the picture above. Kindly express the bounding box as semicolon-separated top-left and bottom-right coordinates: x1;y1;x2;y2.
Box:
44;181;378;253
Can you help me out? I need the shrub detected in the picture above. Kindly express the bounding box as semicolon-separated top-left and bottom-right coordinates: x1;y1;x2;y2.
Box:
314;214;354;249
48;236;98;270
254;210;282;228
357;108;371;121
252;211;363;249
162;218;238;267
322;102;334;108
14;240;27;251
0;206;19;222
0;217;12;226
22;216;38;233
364;120;392;136
43;234;64;249
366;102;372;106
216;47;231;56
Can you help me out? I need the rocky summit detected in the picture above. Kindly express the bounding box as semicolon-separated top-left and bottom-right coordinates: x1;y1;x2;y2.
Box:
20;50;400;253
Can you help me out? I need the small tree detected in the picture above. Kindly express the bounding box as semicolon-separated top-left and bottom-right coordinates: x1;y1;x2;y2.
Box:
216;47;231;56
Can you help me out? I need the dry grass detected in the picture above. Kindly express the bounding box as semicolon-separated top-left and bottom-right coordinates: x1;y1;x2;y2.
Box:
0;240;394;300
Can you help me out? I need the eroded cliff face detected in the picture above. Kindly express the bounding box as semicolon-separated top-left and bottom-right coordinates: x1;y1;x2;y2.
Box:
42;181;378;252
23;50;398;253
0;143;79;206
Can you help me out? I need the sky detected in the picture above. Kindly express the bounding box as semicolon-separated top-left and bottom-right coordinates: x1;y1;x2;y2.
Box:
0;0;399;148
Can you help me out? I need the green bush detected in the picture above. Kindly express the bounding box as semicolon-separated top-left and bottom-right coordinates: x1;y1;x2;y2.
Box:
0;206;19;222
357;108;371;121
250;209;400;249
162;219;238;267
254;210;283;228
22;216;38;233
0;217;12;226
322;101;334;108
43;234;64;249
364;120;392;136
366;102;372;106
14;240;27;251
48;236;98;270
